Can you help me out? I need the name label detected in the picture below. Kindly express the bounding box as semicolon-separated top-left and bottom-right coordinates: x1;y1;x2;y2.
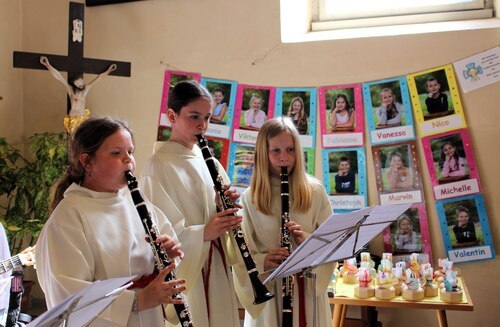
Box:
159;113;172;127
449;245;492;263
421;114;464;136
233;129;258;144
371;125;414;143
434;179;479;200
206;124;230;139
323;132;363;147
298;134;313;149
329;195;365;210
380;190;422;205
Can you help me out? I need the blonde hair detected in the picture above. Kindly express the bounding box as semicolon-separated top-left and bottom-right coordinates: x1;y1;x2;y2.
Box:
249;117;314;215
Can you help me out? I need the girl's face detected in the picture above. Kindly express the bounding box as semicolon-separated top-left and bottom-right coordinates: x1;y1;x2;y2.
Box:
381;90;394;105
442;143;456;157
457;211;470;227
291;100;302;113
390;155;403;168
81;129;135;193
267;131;296;178
399;219;411;233
338;161;350;174
250;98;262;110
335;97;346;111
168;97;212;148
213;91;224;104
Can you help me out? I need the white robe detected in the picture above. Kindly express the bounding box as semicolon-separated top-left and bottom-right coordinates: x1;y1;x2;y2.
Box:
35;183;179;327
0;223;11;326
233;177;334;327
141;141;240;327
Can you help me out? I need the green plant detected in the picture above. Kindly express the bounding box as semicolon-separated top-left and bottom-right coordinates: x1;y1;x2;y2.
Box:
0;132;68;253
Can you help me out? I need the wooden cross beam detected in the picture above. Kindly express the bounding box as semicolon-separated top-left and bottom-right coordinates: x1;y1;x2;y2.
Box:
13;1;131;114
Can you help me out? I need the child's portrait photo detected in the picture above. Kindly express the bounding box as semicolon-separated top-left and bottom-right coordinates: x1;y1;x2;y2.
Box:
326;88;356;133
231;144;255;188
239;87;271;131
413;68;454;121
282;91;310;135
390;208;423;254
444;198;483;248
204;80;235;125
380;145;414;191
304;148;315;175
430;133;469;184
368;81;405;129
328;150;359;195
206;137;229;169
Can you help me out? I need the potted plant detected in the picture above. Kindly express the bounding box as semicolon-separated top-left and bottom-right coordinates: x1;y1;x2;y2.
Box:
0;132;68;254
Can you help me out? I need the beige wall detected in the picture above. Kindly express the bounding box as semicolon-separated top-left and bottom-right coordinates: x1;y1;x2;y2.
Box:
3;0;499;325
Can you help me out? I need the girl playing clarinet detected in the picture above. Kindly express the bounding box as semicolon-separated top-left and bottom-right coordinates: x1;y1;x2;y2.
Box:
141;80;243;327
233;117;334;327
35;117;186;326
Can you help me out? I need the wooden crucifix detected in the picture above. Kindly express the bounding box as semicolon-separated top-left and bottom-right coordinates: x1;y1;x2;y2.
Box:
13;1;131;132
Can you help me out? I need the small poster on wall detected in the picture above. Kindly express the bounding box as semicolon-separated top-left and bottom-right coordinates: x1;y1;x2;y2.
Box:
421;129;480;200
275;87;317;149
201;78;238;140
318;84;364;148
371;140;423;205
232;84;276;145
363;77;415;145
453;46;500;93
435;194;495;264
321;147;367;212
407;64;467;137
383;204;433;264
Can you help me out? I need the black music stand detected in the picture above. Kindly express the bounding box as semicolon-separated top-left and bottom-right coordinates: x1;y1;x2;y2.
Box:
29;276;134;327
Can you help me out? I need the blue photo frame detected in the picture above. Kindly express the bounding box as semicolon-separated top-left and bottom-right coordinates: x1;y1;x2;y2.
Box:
201;77;238;139
227;142;256;194
275;87;317;149
321;147;367;213
362;77;415;145
435;194;495;264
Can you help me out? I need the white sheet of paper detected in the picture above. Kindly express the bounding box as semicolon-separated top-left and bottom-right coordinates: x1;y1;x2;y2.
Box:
29;276;134;327
453;46;500;93
264;203;412;283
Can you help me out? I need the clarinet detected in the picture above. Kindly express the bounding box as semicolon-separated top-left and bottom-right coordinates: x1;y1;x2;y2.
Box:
124;171;193;327
280;166;293;327
196;134;274;305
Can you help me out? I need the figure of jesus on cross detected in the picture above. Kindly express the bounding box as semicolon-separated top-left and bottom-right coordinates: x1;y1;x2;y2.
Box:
39;56;116;133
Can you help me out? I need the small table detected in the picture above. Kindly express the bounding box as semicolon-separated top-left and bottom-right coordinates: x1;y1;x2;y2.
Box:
329;277;473;327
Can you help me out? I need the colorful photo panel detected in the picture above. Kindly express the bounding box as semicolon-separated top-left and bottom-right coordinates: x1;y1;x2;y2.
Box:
227;143;256;193
407;64;466;137
275;87;317;149
157;70;201;139
201;78;238;139
363;77;415;145
422;129;480;200
232;85;276;145
383;204;432;264
436;194;495;264
304;148;315;176
318;84;364;148
321;147;367;212
372;141;423;205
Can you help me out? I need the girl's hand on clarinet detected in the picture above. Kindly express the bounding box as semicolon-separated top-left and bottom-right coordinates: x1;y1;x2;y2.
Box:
286;221;305;245
137;263;186;311
156;234;184;260
204;208;242;241
264;248;289;271
216;184;242;209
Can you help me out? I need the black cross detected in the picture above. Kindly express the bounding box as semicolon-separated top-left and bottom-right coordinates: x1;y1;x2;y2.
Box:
13;1;131;114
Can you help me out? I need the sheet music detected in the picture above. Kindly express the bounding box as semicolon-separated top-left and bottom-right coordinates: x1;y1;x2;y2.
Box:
30;276;134;327
264;203;412;283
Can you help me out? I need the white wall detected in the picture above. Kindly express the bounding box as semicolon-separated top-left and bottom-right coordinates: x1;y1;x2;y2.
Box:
3;0;499;325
